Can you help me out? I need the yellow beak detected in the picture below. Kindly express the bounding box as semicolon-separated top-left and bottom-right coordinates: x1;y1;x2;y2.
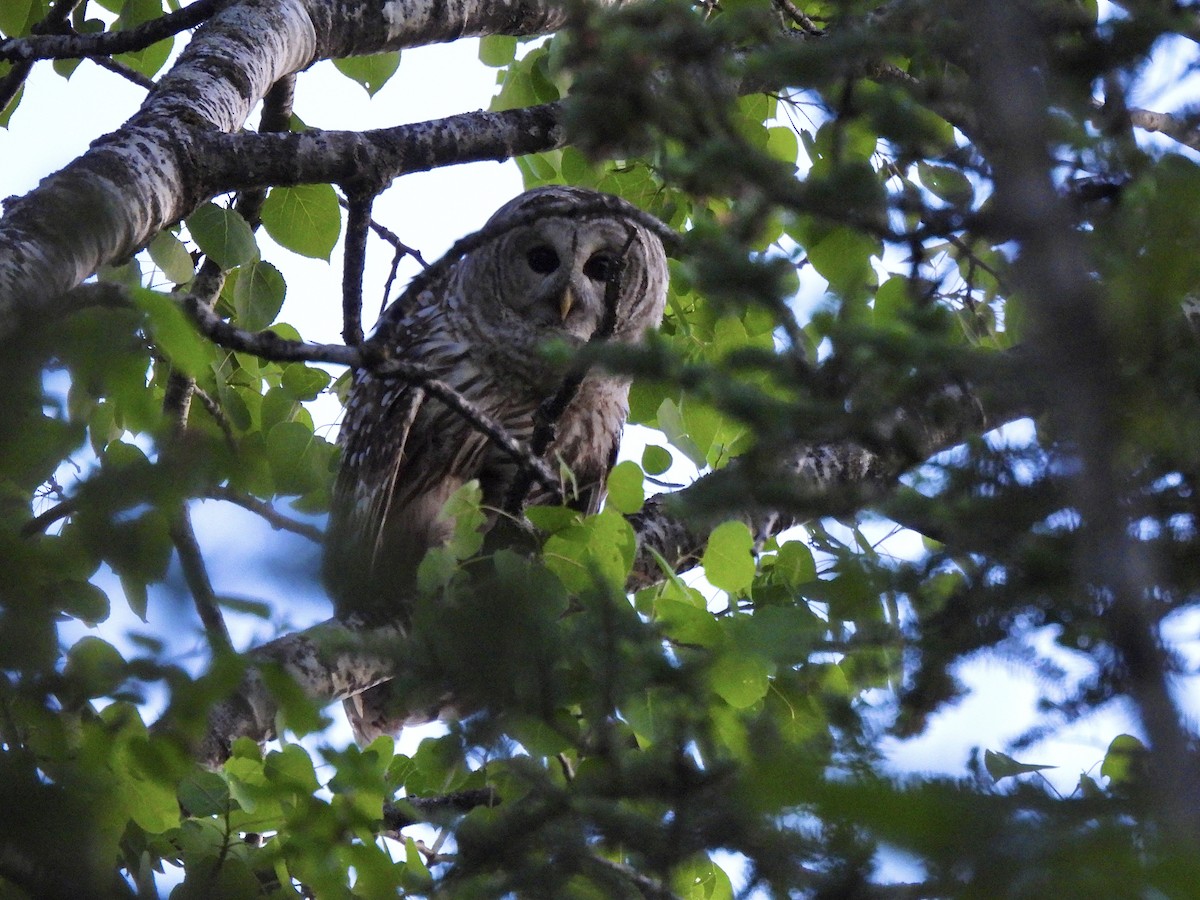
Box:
559;285;576;321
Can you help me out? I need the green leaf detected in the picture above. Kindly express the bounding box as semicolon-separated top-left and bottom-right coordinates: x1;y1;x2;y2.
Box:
983;749;1055;782
872;275;912;324
654;597;722;648
186;203;258;269
605;460;644;514
280;363;330;401
524;505;580;533
701;521;756;594
766;126;799;167
657;398;706;467
56;580;111;625
479;35;517;67
261;183;341;260
0;0;32;37
148;230;195;284
64;636;125;697
129;287;210;378
0;82;23;128
439;479;486;561
402;837;434;892
918;162;974;206
333;52;401;97
772;540;816;588
641;444;672;476
543;508;636;594
120;575;149;621
177;770;231;818
806;226;878;303
266;421;333;496
710;652;770;709
1100;734;1145;786
673;855;734;900
232;260;286;331
113;0;172;78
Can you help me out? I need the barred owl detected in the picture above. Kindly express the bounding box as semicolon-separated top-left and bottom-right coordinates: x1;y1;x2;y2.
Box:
324;186;669;743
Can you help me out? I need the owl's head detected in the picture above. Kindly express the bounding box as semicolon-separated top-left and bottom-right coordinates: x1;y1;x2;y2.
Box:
460;186;669;345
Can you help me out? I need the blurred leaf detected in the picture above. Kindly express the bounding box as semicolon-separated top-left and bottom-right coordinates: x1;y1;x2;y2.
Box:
702;521;755;594
130;287;211;378
673;855;734;900
178;770;231;818
710;651;770;709
113;0;172;77
56;579;111;625
543;508;636;593
605;459;644;514
918;162;975;206
1100;734;1146;787
984;749;1055;782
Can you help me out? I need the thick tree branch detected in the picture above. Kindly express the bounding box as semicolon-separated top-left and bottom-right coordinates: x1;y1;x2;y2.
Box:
189;616;405;767
1127;106;1200;154
200;103;566;193
0;0;612;337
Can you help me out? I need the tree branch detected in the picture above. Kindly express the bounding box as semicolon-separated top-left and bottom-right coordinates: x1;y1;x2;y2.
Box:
0;0;224;62
382;787;501;835
169;509;234;654
1127;106;1200;154
342;195;371;347
204;486;323;543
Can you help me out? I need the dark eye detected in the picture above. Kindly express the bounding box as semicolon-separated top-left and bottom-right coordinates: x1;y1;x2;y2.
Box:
526;245;560;274
583;252;617;283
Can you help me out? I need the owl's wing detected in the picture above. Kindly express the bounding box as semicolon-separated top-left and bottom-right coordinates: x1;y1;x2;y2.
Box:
323;367;429;617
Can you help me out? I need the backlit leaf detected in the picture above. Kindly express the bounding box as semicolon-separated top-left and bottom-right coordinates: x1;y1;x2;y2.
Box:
702;521;756;594
261;183;341;260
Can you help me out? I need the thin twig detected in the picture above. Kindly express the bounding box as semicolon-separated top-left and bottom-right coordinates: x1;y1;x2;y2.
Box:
180;294;563;497
772;0;824;35
205;486;323;543
381;787;500;835
191;383;238;450
91;54;156;89
169;508;234;653
20;498;76;537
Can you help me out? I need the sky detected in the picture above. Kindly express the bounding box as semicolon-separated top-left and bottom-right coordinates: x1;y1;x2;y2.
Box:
4;0;1200;825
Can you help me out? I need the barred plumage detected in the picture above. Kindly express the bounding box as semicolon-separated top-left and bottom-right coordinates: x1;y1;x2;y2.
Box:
323;187;669;742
